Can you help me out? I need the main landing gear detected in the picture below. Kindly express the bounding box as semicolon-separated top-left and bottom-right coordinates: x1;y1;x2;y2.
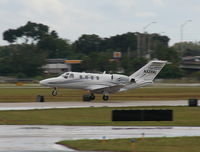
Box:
82;93;109;101
50;88;109;101
52;88;57;96
103;95;109;101
83;93;95;102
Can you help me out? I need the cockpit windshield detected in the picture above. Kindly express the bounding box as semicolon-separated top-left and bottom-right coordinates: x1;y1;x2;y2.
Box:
62;72;74;79
62;72;70;79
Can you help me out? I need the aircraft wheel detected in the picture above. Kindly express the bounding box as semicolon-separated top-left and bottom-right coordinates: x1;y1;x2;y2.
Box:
90;94;95;100
52;89;57;96
83;94;91;102
103;95;109;101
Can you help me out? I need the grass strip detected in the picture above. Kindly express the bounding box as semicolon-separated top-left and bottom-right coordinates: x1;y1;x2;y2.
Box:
0;87;200;102
58;137;200;152
0;106;200;126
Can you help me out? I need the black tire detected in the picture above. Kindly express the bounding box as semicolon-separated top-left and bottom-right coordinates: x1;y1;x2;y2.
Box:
90;94;95;100
83;94;91;102
103;95;109;101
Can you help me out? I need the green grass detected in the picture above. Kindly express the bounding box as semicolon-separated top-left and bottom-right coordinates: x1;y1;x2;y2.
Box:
1;86;200;102
58;137;200;152
0;106;200;126
0;88;86;102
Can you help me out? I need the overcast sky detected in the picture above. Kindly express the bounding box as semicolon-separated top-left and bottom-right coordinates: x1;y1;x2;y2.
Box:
0;0;200;46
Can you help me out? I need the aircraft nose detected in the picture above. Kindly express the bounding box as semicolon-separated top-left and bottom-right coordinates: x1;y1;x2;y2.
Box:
39;79;48;86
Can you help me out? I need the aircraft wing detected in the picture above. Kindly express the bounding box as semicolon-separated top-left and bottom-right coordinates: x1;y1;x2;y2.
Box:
85;84;124;94
85;85;108;91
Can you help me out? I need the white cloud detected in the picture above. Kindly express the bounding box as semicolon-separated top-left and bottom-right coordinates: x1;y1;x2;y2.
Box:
135;11;157;17
152;0;164;6
113;0;138;9
19;0;66;20
0;0;200;45
0;0;7;5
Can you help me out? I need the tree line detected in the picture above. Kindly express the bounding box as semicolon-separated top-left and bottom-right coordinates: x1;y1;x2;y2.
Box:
0;21;198;78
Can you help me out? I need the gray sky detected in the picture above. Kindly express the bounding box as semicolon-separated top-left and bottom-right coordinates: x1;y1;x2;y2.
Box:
0;0;199;46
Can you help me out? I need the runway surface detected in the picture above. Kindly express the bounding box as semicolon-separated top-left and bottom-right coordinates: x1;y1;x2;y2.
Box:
0;100;191;111
1;125;200;151
0;100;197;151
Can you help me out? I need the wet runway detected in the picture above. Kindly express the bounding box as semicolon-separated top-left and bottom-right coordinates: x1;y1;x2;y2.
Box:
1;125;200;151
0;100;191;111
0;100;197;151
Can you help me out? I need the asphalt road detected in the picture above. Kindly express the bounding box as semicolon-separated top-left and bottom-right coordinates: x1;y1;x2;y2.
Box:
0;100;191;111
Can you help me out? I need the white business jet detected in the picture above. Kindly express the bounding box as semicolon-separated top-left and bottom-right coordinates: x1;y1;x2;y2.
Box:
40;60;167;101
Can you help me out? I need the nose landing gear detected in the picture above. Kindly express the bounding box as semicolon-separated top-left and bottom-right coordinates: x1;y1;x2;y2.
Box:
52;88;57;96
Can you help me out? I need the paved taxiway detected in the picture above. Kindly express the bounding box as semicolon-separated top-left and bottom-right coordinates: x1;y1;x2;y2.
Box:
0;100;192;111
1;125;200;151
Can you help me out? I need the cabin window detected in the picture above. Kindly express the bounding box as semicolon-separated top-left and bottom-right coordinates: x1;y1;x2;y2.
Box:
130;78;135;83
91;76;94;80
80;75;83;79
111;75;113;80
85;75;88;79
96;76;99;80
69;74;74;78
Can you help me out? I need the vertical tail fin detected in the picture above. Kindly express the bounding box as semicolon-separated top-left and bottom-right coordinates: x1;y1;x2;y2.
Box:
129;60;167;82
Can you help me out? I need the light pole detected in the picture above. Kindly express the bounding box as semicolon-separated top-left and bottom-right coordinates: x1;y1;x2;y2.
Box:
136;32;141;57
143;21;157;33
180;19;192;54
143;21;156;59
180;20;192;42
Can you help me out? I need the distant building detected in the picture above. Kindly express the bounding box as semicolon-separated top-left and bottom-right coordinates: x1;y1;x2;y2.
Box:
42;59;82;74
180;56;200;70
113;52;122;59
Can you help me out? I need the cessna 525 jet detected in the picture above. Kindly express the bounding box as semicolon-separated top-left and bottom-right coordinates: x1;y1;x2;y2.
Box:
40;60;167;101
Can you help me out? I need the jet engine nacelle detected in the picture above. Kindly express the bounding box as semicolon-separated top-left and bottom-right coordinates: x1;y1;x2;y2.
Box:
112;74;136;84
